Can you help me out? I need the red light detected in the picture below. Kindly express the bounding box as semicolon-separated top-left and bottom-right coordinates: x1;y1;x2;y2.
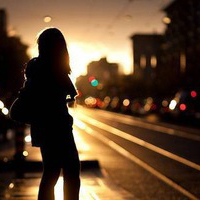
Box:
191;91;197;98
151;103;157;110
89;76;95;82
77;90;82;98
96;98;102;108
180;104;186;111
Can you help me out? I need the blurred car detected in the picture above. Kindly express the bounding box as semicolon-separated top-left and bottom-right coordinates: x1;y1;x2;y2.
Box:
130;97;161;115
142;97;161;115
167;89;200;119
160;97;173;116
121;98;131;114
131;98;145;115
110;97;122;112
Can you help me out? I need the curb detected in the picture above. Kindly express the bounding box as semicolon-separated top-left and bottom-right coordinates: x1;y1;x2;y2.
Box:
0;159;100;172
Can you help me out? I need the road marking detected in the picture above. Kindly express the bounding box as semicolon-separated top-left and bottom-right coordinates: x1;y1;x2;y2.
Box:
75;119;199;200
75;114;200;172
78;107;200;142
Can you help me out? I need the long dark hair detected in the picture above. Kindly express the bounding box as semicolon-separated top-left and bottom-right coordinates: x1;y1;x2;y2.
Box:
37;28;71;74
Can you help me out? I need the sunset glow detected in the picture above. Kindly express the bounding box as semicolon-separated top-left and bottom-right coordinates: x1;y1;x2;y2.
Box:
68;42;102;78
28;41;133;79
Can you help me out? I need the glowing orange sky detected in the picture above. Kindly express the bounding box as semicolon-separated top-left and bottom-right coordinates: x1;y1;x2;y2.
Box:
0;0;173;78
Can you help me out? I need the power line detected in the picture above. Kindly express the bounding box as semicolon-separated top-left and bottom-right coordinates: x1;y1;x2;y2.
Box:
105;0;134;31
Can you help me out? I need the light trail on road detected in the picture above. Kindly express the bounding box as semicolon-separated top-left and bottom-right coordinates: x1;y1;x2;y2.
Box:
81;107;200;142
76;113;200;172
70;106;200;199
74;118;199;200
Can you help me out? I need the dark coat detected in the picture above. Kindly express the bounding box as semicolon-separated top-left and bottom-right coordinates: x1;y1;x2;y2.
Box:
25;57;77;147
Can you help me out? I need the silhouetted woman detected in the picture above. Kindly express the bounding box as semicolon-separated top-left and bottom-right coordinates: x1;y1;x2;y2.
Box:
25;28;80;200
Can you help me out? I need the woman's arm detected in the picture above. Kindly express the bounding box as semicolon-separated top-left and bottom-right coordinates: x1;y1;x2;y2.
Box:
53;69;77;102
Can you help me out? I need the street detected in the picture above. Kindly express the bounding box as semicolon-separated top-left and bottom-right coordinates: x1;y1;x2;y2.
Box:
1;0;200;199
0;106;200;199
72;106;200;200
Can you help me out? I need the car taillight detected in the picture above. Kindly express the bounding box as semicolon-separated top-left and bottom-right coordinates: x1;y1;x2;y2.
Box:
180;104;186;111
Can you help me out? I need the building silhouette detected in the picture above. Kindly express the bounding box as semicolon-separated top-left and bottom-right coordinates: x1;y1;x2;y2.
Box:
0;9;7;37
129;0;200;97
87;57;119;84
0;8;29;105
162;0;200;90
130;34;163;81
130;34;163;97
76;57;120;102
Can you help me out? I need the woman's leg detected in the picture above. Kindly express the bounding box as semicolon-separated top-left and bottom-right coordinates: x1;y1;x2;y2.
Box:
63;153;80;200
62;135;81;200
38;147;61;200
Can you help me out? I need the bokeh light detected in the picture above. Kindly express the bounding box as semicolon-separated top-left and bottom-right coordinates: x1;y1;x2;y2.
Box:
91;79;99;87
88;76;95;82
162;100;168;107
23;151;29;157
2;107;8;115
25;135;32;143
9;183;14;189
44;16;52;23
180;104;186;111
84;96;97;107
123;99;130;107
111;97;119;108
97;83;103;90
191;91;197;98
0;100;4;109
169;100;177;110
163;16;171;24
104;96;111;104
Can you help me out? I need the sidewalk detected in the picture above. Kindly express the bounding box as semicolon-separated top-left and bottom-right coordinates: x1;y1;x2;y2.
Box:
0;127;135;200
0;171;134;200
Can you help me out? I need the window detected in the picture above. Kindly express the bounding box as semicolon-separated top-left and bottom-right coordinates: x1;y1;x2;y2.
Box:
151;55;157;68
180;52;186;73
140;55;146;69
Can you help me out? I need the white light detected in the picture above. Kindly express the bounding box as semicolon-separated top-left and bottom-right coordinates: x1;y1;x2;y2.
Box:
23;151;29;157
123;99;130;106
9;183;14;189
169;100;177;110
25;135;32;143
0;101;4;109
2;107;8;115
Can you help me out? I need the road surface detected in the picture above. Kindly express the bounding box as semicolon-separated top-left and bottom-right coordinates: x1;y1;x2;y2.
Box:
72;106;200;200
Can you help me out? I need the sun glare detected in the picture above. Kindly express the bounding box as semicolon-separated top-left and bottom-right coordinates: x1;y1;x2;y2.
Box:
107;52;132;74
68;42;102;78
28;41;132;81
28;45;38;58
